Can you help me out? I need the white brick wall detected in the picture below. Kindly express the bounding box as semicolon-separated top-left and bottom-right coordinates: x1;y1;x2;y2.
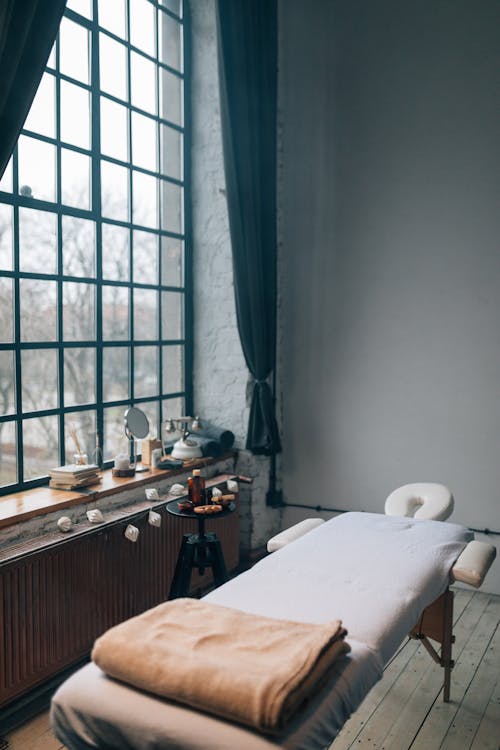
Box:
190;0;282;550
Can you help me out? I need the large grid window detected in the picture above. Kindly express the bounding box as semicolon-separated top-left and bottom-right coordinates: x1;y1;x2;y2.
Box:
0;0;190;492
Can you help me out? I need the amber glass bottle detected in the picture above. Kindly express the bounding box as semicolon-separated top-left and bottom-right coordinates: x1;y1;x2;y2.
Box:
188;469;205;506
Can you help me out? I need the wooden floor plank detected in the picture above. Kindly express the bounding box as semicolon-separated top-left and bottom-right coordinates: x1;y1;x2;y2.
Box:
381;591;495;750
334;641;434;749
470;625;500;750
378;652;441;749
411;594;499;750
440;599;500;750
4;711;62;750
331;639;420;749
333;589;492;750
451;587;476;621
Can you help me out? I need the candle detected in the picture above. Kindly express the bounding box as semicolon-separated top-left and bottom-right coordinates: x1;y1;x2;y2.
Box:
114;453;130;470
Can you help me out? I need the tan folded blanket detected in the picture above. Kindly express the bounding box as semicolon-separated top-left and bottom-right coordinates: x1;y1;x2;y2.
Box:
91;598;350;732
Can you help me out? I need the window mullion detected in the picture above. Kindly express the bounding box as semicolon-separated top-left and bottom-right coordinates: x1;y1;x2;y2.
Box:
92;0;103;462
55;32;66;466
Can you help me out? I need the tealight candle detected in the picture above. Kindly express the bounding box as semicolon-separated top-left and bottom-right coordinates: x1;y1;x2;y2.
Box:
114;453;130;470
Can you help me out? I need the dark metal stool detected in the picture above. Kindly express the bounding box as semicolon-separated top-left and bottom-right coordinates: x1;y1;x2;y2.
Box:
166;500;235;599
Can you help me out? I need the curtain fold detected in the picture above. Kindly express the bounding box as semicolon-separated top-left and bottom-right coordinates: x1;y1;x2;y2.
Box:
0;0;66;179
216;0;281;455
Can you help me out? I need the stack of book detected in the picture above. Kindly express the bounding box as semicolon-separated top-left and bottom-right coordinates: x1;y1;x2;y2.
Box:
49;464;101;491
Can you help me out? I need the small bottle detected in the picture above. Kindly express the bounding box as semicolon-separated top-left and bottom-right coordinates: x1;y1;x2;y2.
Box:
92;434;103;468
188;469;205;506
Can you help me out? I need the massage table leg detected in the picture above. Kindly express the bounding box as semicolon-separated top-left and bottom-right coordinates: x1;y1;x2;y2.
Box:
410;588;455;702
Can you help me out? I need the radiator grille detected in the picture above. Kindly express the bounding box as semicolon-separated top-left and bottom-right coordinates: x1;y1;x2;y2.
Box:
0;507;239;707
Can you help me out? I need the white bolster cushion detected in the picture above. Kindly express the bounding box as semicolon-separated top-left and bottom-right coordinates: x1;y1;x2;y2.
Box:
451;540;496;588
385;482;454;522
267;518;325;553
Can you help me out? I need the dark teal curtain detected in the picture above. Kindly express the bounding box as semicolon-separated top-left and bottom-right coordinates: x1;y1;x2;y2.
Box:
216;0;281;456
0;0;66;179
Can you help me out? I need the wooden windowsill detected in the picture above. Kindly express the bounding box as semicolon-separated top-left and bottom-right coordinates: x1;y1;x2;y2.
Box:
0;454;236;531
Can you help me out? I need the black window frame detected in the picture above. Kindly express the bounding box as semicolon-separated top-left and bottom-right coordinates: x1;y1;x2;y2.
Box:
0;0;193;494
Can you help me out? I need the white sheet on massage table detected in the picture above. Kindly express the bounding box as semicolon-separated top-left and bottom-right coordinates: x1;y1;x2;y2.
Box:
51;512;472;750
207;512;473;663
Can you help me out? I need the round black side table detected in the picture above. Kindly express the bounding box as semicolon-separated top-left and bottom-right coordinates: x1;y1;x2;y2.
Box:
166;500;235;600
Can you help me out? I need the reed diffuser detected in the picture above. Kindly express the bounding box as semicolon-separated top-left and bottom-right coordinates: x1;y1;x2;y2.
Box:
70;428;88;465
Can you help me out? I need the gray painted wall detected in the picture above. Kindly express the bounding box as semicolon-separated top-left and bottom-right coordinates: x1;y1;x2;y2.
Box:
279;1;500;591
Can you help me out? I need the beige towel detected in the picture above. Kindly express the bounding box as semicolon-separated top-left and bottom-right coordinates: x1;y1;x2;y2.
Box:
92;598;350;732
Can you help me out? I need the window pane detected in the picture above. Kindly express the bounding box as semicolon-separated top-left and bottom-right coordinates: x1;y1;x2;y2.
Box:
18;136;56;203
161;290;183;339
162;344;183;393
20;280;57;342
100;34;127;100
160;124;182;180
0;278;13;342
23;415;59;480
133;171;157;228
134;347;158;398
62;216;95;277
0;421;16;486
102;224;129;280
0;157;12;192
98;0;126;37
129;0;156;56
160;68;182;126
101;161;129;221
60;17;90;84
0;351;15;414
162;396;184;424
61;81;90;149
160;180;183;233
22;349;58;412
63;282;95;340
130;52;157;114
65;410;95;464
100;97;128;162
0;203;13;270
134;288;158;340
24;73;55;138
19;208;57;275
133;230;157;284
131;112;157;171
102;285;129;340
104;405;128;461
61;149;91;209
161;236;183;287
67;0;92;18
103;347;129;401
137;400;158;440
47;42;56;69
64;348;95;405
160;0;182;17
159;12;182;72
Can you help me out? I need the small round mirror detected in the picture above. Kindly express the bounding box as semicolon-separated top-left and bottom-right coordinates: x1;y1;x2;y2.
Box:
124;407;149;439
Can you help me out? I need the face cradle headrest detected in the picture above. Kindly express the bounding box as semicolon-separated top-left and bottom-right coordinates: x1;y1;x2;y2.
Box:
384;483;454;522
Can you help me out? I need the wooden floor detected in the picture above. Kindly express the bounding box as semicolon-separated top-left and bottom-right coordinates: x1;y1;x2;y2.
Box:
3;589;499;750
332;588;500;750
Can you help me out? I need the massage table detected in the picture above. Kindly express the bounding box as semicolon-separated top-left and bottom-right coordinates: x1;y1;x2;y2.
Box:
51;506;495;750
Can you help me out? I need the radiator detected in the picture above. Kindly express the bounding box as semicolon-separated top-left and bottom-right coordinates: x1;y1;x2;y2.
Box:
0;507;239;708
